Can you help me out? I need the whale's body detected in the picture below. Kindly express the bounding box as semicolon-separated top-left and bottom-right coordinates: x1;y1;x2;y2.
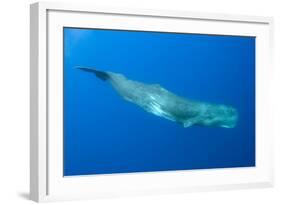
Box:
78;67;238;128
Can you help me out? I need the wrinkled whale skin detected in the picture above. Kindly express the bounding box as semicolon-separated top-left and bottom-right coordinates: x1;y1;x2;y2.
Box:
78;67;238;128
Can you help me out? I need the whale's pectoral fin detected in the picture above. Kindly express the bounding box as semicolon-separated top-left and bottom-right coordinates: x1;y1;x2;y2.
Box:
77;67;110;81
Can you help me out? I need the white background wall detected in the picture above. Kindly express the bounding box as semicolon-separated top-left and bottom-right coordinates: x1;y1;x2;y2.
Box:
0;0;280;204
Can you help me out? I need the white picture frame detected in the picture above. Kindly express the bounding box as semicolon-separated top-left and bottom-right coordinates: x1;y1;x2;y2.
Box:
30;1;274;202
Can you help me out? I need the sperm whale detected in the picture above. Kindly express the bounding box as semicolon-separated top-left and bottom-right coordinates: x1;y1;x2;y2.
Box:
77;67;238;128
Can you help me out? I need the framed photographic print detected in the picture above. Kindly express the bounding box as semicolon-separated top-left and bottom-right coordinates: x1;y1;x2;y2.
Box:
30;2;274;202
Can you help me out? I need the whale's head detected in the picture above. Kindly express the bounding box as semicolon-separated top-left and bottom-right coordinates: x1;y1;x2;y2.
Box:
196;104;238;128
216;105;238;128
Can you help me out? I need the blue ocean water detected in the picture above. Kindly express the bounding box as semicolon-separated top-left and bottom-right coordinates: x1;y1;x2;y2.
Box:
63;27;255;176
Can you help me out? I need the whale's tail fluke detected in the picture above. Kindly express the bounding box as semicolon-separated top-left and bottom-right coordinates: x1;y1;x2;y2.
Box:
77;67;110;81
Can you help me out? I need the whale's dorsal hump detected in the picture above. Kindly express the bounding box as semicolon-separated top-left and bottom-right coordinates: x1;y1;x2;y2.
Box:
151;83;161;88
150;83;164;89
150;83;168;93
